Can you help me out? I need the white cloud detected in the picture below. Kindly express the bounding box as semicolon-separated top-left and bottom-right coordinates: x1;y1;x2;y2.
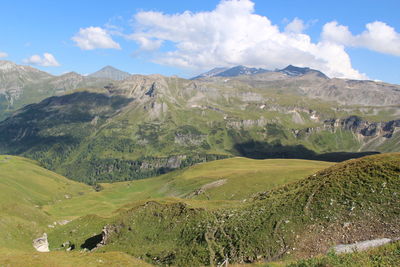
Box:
72;26;121;50
322;22;353;45
322;21;400;56
285;18;305;33
132;36;163;51
0;52;8;58
23;53;60;67
128;0;366;79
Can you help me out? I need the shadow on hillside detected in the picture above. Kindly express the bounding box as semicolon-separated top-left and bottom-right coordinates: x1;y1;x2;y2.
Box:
234;141;380;162
16;91;134;124
0;91;134;154
81;233;102;250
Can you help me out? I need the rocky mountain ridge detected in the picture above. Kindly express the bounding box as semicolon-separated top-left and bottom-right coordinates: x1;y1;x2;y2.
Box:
192;65;269;79
191;64;400;106
0;61;115;119
190;67;229;79
192;64;326;79
278;64;328;78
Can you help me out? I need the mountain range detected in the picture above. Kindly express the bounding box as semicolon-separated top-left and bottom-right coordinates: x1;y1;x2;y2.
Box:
0;60;399;183
191;64;328;79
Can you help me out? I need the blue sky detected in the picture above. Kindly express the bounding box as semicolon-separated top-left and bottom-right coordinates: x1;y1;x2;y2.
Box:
1;0;399;83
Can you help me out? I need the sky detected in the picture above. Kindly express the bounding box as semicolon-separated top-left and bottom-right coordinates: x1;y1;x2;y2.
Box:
0;0;399;83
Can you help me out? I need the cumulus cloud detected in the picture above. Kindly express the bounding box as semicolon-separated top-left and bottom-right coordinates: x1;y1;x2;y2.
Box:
133;36;163;51
285;18;305;33
23;53;60;67
322;21;400;56
72;26;121;50
128;0;366;79
0;52;8;58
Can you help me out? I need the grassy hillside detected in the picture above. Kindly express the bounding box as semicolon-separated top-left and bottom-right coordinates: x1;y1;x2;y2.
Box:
0;156;152;266
46;153;400;266
0;155;331;263
0;248;152;267
0;155;90;250
45;157;332;217
1;154;398;266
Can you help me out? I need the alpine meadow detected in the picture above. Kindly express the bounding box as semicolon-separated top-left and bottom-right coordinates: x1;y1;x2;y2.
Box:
0;0;399;266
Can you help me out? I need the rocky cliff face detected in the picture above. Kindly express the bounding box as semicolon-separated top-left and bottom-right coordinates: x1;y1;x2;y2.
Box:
292;116;400;152
320;116;400;139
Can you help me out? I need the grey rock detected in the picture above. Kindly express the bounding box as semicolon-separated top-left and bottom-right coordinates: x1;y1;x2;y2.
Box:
333;238;393;254
32;233;49;252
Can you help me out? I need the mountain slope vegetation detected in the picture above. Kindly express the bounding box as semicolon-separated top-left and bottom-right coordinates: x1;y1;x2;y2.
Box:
0;248;151;267
46;153;400;266
0;155;89;250
0;66;398;183
0;153;398;266
45;157;333;217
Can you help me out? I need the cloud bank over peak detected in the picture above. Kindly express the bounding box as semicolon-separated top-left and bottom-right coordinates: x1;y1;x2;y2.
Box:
129;0;367;79
23;53;60;67
0;52;8;58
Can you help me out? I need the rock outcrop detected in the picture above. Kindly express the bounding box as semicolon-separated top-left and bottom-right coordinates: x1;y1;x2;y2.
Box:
33;233;49;252
294;116;400;140
91;224;122;250
333;238;395;254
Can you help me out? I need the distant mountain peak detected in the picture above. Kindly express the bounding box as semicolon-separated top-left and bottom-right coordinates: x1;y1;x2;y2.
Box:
281;65;310;74
88;66;130;81
192;64;330;80
101;65;119;71
279;65;328;78
192;65;269;79
0;60;51;74
57;72;83;81
0;60;26;72
0;60;17;69
190;67;229;79
61;71;80;76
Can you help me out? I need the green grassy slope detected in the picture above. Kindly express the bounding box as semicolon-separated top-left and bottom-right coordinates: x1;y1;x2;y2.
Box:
0;155;331;245
0;154;332;266
0;155;90;250
1;153;398;266
45;157;332;217
0;248;152;267
47;153;399;266
0;155;152;266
